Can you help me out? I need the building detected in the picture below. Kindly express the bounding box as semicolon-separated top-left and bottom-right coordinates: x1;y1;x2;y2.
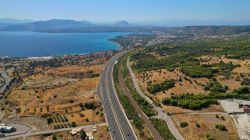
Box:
242;105;250;113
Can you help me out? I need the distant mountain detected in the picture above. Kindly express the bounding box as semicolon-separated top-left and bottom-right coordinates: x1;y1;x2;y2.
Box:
182;25;250;35
114;20;130;27
0;23;10;30
3;19;94;31
0;18;33;24
2;19;135;32
137;19;250;27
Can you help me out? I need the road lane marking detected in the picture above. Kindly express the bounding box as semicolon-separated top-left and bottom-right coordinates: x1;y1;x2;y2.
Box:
105;62;125;140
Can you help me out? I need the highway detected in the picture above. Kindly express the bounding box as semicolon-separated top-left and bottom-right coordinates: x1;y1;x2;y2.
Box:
97;51;137;140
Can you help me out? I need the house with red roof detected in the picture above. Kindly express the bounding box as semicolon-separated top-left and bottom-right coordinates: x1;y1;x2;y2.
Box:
242;105;250;113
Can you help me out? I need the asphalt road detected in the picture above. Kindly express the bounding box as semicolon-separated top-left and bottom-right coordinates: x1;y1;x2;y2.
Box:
1;123;107;140
97;51;137;140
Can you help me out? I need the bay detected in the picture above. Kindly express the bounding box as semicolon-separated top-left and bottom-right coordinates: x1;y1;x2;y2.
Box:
0;31;129;57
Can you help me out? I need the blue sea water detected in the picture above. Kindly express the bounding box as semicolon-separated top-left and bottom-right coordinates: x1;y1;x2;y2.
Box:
0;31;129;57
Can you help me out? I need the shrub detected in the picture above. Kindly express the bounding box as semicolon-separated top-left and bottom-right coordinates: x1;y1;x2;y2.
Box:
181;65;213;78
180;122;189;128
162;94;217;110
150;118;176;140
47;118;53;124
196;123;200;128
133;116;143;128
234;87;250;94
215;124;227;131
84;103;96;109
52;134;57;140
71;122;77;127
148;80;175;94
241;78;250;86
203;80;227;93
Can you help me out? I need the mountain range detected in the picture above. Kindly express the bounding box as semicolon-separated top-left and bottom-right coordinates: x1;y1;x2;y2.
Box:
0;18;133;32
1;18;250;35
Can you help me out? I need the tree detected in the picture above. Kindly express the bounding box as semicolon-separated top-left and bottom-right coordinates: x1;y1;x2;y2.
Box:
71;122;77;127
80;129;87;140
52;134;57;140
180;122;188;128
215;124;227;131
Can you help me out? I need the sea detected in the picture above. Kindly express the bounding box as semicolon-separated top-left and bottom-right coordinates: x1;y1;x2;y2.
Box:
0;31;130;57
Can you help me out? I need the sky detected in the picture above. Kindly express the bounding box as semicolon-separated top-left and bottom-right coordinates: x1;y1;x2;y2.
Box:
0;0;250;25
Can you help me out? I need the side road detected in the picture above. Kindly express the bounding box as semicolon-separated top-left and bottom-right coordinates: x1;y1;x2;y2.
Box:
1;123;107;140
118;61;164;140
127;57;184;140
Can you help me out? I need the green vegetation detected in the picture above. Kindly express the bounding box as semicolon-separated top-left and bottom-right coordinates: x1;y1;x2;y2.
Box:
213;61;239;78
132;38;250;74
162;94;217;110
215;124;227;131
71;122;77;127
196;123;201;128
134;52;198;71
147;80;175;94
150;118;176;140
80;130;87;140
126;77;157;117
52;134;57;140
203;79;228;93
83;103;96;109
163;86;250;110
180;122;189;128
206;134;214;140
113;63;143;128
120;54;157;117
241;78;250;86
181;65;214;78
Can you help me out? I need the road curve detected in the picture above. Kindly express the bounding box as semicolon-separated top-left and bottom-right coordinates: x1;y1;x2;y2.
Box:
97;51;137;140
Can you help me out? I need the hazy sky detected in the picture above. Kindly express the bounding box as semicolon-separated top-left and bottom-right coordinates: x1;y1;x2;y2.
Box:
0;0;250;23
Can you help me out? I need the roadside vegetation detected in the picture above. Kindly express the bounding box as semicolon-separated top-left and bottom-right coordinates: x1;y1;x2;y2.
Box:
120;54;157;117
113;60;152;140
150;118;176;140
162;86;250;110
113;63;143;128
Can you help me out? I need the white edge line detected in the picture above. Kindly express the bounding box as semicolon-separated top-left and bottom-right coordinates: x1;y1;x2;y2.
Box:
111;55;138;140
97;68;116;140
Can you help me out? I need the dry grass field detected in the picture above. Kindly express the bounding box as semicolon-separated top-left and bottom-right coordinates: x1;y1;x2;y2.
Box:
199;55;250;91
133;53;249;140
172;114;239;140
136;68;209;101
7;64;105;128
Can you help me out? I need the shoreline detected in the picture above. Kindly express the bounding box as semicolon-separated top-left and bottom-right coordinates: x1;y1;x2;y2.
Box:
0;48;121;60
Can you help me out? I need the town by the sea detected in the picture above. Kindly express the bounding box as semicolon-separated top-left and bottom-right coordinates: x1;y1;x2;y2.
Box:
0;31;130;57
